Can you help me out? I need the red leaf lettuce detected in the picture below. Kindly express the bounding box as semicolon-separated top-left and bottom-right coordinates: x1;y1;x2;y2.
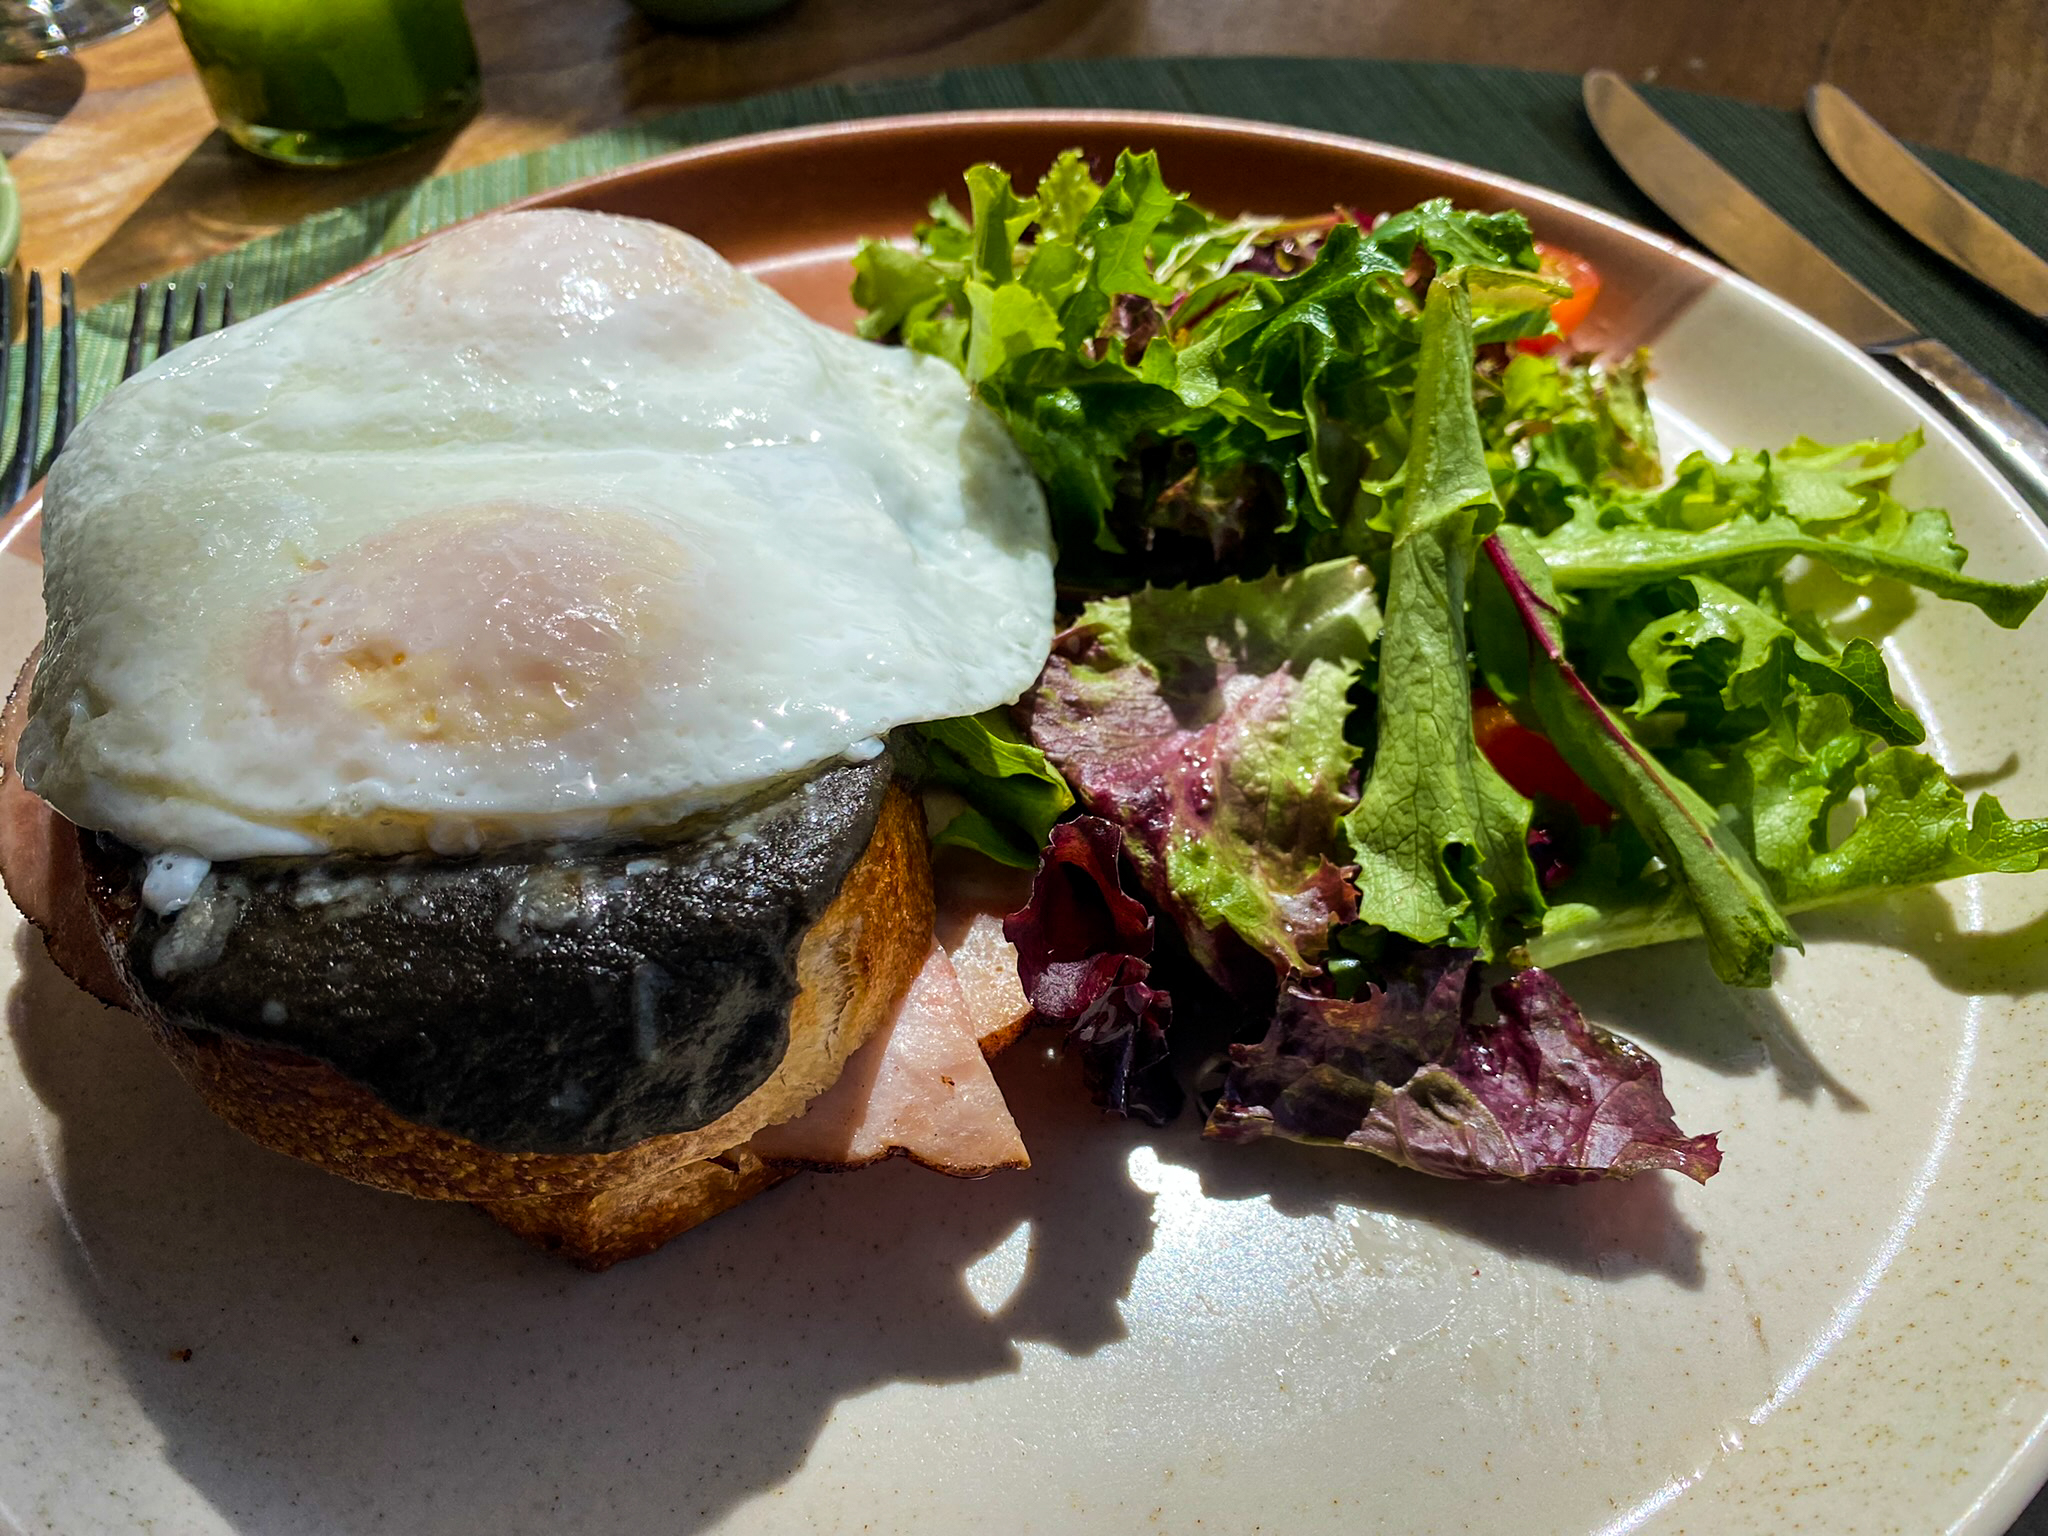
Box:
1021;559;1379;995
1004;816;1185;1125
1206;949;1721;1183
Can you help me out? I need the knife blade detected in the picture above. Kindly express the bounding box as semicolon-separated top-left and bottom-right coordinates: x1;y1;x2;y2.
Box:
1582;69;2048;516
1807;83;2048;320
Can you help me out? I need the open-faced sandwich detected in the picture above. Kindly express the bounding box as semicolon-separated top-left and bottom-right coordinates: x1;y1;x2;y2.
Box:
0;208;1056;1268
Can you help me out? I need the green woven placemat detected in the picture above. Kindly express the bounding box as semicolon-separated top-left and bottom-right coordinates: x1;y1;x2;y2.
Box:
37;57;2048;446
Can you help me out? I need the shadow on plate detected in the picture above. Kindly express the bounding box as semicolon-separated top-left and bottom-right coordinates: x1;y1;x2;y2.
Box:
7;923;1708;1535
1550;937;1865;1110
1799;884;2048;998
1162;1131;1707;1289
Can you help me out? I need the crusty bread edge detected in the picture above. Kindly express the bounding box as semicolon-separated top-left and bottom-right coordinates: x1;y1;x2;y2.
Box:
476;1144;799;1271
1;649;133;1008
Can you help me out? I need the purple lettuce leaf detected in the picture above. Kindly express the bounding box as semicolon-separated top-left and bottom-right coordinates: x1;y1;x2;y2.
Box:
1105;291;1164;364
1206;950;1720;1183
1069;976;1179;1124
1021;560;1379;996
1004;817;1186;1125
1005;815;1153;1015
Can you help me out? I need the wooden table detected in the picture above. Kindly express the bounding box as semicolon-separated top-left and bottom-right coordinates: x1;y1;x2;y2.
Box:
3;0;2044;312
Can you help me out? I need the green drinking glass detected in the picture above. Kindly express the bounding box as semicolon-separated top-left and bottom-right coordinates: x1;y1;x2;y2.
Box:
166;0;481;168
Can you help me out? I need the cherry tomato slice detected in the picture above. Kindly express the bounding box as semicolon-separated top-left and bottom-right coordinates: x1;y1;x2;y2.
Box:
1515;242;1602;356
1471;690;1613;828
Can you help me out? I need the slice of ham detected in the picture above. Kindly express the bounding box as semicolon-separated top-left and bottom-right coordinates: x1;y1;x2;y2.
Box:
931;846;1034;1056
750;941;1029;1175
948;910;1032;1055
0;650;130;1007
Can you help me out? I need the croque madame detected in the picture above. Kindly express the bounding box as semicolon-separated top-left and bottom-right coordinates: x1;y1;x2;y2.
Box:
0;209;1055;1267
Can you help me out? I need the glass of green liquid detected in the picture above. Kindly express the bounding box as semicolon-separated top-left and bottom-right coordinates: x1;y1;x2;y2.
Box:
166;0;480;168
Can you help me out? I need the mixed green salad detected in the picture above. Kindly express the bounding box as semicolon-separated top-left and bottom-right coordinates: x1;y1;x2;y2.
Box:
864;151;2048;1183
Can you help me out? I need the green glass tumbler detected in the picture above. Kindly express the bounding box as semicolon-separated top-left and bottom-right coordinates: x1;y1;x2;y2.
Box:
166;0;481;168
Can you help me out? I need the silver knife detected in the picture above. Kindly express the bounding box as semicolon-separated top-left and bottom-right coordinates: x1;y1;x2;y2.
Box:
1807;83;2048;320
1583;69;2048;515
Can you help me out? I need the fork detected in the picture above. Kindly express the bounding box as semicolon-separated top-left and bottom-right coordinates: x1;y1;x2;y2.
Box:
122;278;235;384
0;274;236;512
0;269;70;510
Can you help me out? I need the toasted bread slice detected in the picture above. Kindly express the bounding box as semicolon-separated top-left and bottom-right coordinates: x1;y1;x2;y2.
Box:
477;1145;794;1271
0;648;130;1010
4;647;1055;1271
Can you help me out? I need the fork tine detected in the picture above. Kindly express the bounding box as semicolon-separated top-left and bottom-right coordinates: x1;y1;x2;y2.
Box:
2;273;44;509
45;272;77;473
221;283;235;329
156;282;176;360
188;281;209;342
123;283;149;380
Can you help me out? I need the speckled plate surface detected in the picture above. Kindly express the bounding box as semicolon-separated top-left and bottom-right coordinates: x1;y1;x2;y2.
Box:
3;112;2047;1536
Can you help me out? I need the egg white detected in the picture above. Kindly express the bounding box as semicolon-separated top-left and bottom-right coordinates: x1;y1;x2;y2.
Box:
20;210;1055;860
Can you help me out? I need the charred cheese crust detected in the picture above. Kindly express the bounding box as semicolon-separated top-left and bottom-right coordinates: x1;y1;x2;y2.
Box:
92;783;934;1203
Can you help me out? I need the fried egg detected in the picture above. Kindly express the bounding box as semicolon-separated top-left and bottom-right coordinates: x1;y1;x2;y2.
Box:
19;210;1055;861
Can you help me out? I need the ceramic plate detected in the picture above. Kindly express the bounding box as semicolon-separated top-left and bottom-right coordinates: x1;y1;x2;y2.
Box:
3;112;2046;1536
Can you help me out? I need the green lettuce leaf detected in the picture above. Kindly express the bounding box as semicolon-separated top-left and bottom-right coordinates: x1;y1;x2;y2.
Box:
1528;691;2048;967
1491;347;1662;514
1534;433;2047;628
1626;573;1925;746
915;713;1074;868
1340;275;1544;958
1705;692;2048;902
1481;527;1801;987
865;157;2048;993
1371;200;1541;276
849;241;950;343
852;159;1555;577
850;151;1209;553
1033;148;1103;243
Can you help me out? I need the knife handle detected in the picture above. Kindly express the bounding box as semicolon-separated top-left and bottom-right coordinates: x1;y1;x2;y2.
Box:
1881;337;2048;519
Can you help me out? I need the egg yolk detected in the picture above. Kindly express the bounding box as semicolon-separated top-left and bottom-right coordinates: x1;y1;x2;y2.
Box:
255;502;689;750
